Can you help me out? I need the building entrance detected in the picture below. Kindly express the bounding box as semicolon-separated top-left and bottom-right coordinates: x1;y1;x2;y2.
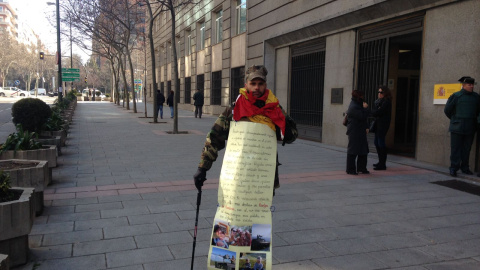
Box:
357;15;423;157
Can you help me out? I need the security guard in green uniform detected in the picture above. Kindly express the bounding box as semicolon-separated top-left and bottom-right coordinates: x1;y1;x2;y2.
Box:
444;76;478;176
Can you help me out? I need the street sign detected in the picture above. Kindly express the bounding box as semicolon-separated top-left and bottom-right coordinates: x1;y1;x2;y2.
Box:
61;68;80;73
134;79;142;92
62;78;80;82
14;80;20;86
62;73;80;78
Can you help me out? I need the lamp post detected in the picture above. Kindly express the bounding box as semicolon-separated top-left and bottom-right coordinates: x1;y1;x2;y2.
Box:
47;1;63;102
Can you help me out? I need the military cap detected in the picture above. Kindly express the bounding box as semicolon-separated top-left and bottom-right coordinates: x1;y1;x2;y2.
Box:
458;76;475;84
245;65;268;82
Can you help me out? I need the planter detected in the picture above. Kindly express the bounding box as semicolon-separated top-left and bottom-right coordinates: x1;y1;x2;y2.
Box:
0;145;57;181
35;136;62;156
40;130;67;147
76;96;83;101
0;187;35;268
0;160;50;216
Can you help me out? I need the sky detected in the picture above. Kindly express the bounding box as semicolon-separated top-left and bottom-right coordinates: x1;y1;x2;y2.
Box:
13;0;90;64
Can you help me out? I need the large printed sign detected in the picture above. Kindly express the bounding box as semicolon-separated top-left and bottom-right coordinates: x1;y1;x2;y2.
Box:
433;83;462;104
207;121;277;270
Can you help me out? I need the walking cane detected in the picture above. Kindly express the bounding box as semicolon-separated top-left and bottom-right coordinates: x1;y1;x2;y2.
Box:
190;189;202;270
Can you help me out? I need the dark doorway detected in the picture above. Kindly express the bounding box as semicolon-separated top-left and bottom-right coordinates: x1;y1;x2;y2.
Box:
290;39;326;141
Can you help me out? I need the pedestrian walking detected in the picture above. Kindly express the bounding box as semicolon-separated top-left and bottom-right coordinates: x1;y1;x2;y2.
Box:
193;89;204;118
371;85;392;170
156;90;165;119
166;90;174;118
444;76;478;177
346;90;370;175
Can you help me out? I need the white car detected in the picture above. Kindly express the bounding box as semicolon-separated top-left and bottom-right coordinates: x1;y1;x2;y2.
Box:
0;87;30;97
30;88;47;96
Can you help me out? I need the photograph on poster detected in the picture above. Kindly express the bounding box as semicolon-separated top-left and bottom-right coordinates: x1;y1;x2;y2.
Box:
209;247;237;269
229;225;252;247
239;252;267;270
212;220;231;249
251;224;271;251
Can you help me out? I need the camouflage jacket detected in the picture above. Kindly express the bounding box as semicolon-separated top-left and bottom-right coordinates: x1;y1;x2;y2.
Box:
198;104;298;189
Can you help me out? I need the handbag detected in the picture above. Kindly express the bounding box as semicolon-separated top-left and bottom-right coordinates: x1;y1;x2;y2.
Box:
342;114;348;126
369;119;377;132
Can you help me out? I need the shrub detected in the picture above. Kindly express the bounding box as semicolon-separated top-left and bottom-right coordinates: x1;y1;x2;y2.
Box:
12;98;52;133
0;124;43;154
0;171;13;203
44;111;64;131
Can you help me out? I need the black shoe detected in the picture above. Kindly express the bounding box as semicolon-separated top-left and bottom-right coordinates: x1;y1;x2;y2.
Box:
449;168;457;177
373;163;379;168
346;171;358;175
358;170;370;174
462;169;473;175
374;166;386;171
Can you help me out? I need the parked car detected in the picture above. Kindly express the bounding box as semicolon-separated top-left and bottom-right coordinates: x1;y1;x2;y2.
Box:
47;91;58;97
82;89;105;100
30;88;47;96
0;87;30;97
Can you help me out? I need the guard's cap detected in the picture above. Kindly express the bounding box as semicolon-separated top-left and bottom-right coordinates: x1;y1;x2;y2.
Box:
245;65;268;82
458;76;475;84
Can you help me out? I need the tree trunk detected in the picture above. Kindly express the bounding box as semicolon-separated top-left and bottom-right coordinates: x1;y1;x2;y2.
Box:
146;1;158;123
169;0;179;134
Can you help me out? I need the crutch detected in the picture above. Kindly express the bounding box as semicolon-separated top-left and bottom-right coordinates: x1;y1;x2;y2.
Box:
190;189;202;270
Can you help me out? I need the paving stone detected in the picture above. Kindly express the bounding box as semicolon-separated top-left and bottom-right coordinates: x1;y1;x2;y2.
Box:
43;229;103;246
276;228;338;245
369;248;439;268
424;258;480;270
101;206;150;218
97;193;142;203
148;203;194;213
168;240;210;259
27;254;106;270
75;202;123;212
29;244;72;260
51;197;98;206
29;235;43;248
143;257;208;270
157;217;211;232
42;205;75;215
109;266;144;270
318;238;386;256
104;223;160;239
274;243;334;263
127;212;178;225
106;246;173;268
417;238;480;260
312;253;388;270
75;217;129;231
48;211;100;223
135;231;192;248
73;237;136;256
30;222;74;235
273;260;322;269
285;217;339;231
121;198;167;208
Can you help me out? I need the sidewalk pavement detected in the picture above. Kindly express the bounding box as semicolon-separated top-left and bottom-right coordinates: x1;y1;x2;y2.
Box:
13;101;480;270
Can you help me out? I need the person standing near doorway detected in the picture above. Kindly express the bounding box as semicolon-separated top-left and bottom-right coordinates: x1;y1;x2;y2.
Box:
444;76;478;177
346;90;370;175
193;89;204;118
166;90;174;118
156;90;165;119
371;86;392;170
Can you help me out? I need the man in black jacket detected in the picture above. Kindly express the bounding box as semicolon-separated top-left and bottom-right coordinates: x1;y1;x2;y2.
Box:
193;89;204;118
156;90;165;119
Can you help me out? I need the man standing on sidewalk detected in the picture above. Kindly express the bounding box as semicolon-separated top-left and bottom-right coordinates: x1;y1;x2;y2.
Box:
193;65;298;193
444;76;478;177
156;90;165;119
193;89;204;118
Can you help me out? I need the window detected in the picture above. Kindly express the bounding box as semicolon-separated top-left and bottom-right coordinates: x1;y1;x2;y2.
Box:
185;77;191;103
160;82;164;94
198;21;205;50
230;67;245;104
215;10;223;44
236;0;246;34
211;71;222;105
197;74;205;100
167;41;172;63
185;30;192;55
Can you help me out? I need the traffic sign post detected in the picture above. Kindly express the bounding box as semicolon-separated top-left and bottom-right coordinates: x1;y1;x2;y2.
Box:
61;68;80;82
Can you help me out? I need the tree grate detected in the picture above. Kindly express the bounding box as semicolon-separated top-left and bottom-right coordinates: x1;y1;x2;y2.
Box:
431;180;480;196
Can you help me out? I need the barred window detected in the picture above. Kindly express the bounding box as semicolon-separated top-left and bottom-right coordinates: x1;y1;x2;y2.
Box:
185;77;191;104
211;71;222;105
230;67;245;104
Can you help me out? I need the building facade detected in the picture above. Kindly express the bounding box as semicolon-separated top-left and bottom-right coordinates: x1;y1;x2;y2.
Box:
146;0;480;168
0;0;17;37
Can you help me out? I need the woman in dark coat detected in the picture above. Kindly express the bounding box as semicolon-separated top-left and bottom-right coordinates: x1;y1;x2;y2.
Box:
371;86;392;170
346;90;370;175
166;91;174;118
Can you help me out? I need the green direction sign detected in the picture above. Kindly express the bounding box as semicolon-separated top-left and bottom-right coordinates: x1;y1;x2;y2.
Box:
62;77;79;82
62;73;80;78
61;68;80;73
